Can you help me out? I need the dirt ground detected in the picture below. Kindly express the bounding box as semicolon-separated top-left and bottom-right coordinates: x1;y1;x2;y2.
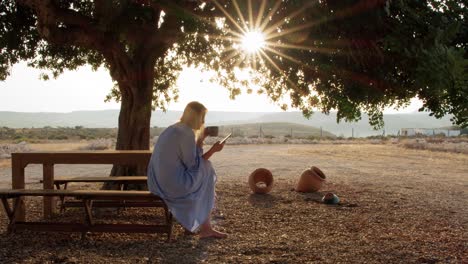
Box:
0;144;467;263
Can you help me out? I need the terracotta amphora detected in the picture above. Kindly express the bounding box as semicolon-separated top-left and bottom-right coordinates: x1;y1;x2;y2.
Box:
249;168;274;194
296;166;326;192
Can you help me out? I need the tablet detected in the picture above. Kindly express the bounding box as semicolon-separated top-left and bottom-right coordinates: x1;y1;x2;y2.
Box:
220;133;232;144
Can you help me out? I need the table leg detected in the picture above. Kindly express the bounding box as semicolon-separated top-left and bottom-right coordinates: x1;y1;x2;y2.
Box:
11;155;25;221
43;164;55;218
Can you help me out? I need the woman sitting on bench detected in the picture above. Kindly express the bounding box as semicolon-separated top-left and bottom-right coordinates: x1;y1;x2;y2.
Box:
147;101;227;239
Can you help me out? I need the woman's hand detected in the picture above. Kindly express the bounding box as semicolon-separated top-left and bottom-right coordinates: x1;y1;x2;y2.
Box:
211;141;225;152
202;141;225;160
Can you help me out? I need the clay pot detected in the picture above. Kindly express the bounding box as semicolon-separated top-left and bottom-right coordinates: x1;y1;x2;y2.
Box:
249;168;274;194
296;166;326;192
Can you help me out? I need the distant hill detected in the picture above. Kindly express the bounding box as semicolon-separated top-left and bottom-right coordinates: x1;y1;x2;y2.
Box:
0;110;266;128
242;111;455;137
0;110;455;137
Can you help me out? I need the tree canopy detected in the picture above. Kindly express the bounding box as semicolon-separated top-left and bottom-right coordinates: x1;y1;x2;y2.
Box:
1;0;467;131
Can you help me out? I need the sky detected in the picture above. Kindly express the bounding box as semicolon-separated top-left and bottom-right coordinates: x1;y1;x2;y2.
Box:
0;62;422;114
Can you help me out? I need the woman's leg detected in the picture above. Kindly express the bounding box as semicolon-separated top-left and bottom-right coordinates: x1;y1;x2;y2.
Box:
199;214;227;239
198;163;226;238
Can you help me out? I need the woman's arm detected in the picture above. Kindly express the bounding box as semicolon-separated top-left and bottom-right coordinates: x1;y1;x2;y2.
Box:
202;141;224;160
197;129;225;160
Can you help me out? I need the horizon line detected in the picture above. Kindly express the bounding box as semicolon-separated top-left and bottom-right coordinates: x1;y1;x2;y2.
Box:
0;108;425;115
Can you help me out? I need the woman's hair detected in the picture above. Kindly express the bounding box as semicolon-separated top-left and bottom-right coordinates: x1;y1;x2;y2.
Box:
180;101;207;139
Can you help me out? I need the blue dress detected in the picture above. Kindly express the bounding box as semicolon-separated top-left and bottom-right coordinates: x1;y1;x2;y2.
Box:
147;122;217;232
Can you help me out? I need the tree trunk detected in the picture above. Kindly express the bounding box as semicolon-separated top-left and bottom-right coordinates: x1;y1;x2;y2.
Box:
105;65;154;189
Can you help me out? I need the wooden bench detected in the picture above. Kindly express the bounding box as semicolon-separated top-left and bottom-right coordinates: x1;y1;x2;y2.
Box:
0;189;173;241
47;176;149;211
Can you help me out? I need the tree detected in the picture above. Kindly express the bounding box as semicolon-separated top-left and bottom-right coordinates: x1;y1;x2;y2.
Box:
1;0;223;176
1;0;466;175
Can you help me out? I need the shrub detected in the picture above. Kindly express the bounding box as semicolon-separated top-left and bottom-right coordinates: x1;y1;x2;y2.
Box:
0;142;31;158
400;138;468;154
48;135;68;140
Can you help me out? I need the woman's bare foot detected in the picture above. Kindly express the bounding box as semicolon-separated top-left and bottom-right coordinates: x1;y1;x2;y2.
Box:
199;228;228;239
199;215;227;239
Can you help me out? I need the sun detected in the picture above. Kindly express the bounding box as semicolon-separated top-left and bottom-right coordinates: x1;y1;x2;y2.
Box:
241;31;265;53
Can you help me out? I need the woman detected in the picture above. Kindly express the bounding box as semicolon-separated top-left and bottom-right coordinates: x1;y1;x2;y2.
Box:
147;101;227;239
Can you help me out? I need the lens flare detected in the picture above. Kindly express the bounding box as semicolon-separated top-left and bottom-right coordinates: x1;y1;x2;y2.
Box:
241;31;265;53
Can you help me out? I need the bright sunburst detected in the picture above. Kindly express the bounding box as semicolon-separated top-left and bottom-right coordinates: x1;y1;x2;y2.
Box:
241;31;265;53
211;0;317;72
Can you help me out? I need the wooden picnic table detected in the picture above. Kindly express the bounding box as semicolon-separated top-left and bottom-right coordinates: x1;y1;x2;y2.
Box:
12;151;152;220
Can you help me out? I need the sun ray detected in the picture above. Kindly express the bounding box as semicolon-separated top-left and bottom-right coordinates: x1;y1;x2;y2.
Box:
217;27;246;39
252;52;257;71
263;46;303;65
264;41;313;50
166;4;246;39
220;49;242;64
213;23;241;38
233;53;247;68
262;1;319;36
212;0;247;35
263;46;331;83
259;0;282;32
247;52;261;71
265;41;339;55
246;53;253;70
264;21;318;41
220;46;239;54
263;0;384;42
252;52;264;71
255;0;267;29
247;0;254;30
232;0;249;31
259;49;300;92
209;33;243;42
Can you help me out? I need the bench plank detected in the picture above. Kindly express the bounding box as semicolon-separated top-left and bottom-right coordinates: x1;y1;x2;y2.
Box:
0;189;161;201
0;189;157;198
45;177;149;211
52;176;148;183
63;201;165;208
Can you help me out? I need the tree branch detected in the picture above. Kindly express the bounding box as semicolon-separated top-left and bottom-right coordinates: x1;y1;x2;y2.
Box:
16;0;135;87
16;1;104;51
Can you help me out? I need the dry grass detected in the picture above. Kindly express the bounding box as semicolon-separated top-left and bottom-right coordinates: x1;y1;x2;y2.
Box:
0;159;9;168
399;138;468;154
0;144;466;263
78;139;115;150
28;141;90;151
